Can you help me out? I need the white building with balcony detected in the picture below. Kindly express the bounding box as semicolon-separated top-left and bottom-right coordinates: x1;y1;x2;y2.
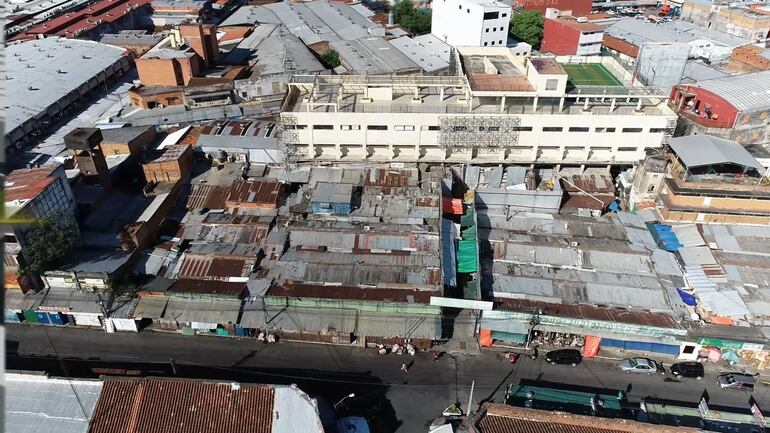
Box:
278;48;678;166
431;0;512;47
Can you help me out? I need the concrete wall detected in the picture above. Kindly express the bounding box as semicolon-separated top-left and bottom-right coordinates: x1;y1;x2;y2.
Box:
635;43;689;91
432;0;511;47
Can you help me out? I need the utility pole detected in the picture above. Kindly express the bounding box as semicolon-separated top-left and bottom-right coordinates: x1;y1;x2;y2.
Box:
170;356;177;375
467;380;475;416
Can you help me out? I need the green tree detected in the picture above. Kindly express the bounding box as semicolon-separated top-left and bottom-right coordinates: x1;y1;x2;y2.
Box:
320;49;341;68
509;10;544;49
391;0;431;35
392;0;415;23
19;210;79;276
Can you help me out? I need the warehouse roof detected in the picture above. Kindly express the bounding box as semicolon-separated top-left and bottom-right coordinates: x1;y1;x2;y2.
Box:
101;125;154;143
222;23;324;75
259;0;378;45
669;135;765;171
605;18;748;48
6;37;127;135
89;377;275;433
687;70;770;112
6;373;102;433
388;35;450;73
331;37;420;75
4;164;59;203
311;182;353;204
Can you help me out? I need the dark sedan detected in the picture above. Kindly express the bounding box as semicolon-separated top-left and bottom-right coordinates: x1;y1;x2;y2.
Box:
545;349;582;366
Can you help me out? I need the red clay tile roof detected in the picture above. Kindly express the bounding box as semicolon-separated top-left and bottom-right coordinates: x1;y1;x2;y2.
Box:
89;377;274;433
5;165;58;202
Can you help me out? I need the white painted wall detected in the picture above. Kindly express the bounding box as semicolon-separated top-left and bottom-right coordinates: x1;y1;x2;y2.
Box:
431;0;511;47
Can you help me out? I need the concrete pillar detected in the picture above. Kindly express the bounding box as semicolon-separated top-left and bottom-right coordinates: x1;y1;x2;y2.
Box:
559;97;565;112
583;97;589;110
500;96;506;113
532;96;539;113
440;87;445;101
610;98;616;113
336;143;342;160
580;164;586;173
636;99;643;111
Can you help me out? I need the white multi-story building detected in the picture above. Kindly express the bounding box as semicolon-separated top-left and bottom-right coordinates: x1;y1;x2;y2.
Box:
431;0;512;47
279;48;678;166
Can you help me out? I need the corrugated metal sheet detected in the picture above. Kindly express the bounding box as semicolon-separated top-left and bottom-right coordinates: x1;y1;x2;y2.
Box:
89;378;274;433
131;296;168;319
162;298;241;324
679;246;718;267
6;374;102;433
671;224;705;247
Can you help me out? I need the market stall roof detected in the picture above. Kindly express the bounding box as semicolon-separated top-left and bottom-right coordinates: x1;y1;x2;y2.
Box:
668;135;765;171
162;298;240;324
130;296;168;319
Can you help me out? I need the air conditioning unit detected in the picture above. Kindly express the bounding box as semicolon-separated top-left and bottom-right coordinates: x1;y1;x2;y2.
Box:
576;16;588;23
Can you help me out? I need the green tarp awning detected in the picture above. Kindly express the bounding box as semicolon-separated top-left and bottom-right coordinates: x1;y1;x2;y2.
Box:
457;240;478;273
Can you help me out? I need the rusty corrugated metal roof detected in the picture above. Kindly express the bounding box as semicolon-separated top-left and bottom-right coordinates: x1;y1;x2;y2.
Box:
267;282;434;303
225;180;283;208
169;279;246;297
178;255;254;280
495;298;681;329
186;184;229;209
88;377;274;433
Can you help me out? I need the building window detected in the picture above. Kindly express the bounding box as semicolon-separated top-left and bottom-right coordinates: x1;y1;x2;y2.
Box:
313;125;334;130
618;147;637;151
542;127;563;132
595;127;615;132
459;4;462;8
285;124;308;130
649;128;669;133
491;41;495;45
467;8;470;13
622;127;643;133
499;40;503;44
568;127;589;132
422;125;441;131
341;125;361;131
512;126;533;131
648;185;656;193
486;28;490;32
545;79;558;90
394;125;415;131
502;12;507;17
483;11;499;19
484;42;488;46
367;125;388;130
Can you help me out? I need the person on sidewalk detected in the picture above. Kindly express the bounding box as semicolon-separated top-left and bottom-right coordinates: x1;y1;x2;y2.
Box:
401;362;409;373
432;352;440;362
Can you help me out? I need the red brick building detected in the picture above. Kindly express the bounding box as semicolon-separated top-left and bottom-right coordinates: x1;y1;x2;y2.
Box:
541;9;604;55
513;0;591;16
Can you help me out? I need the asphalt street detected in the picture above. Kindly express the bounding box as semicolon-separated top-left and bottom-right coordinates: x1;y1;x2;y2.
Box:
7;325;770;432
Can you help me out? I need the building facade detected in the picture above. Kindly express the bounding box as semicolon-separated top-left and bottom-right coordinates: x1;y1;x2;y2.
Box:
681;0;770;41
431;0;512;47
669;70;770;145
279;49;677;166
541;8;603;56
659;135;770;225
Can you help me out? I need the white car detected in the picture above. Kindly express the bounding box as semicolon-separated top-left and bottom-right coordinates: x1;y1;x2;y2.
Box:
619;357;663;374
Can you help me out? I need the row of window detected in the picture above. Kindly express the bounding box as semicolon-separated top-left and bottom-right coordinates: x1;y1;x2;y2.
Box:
291;125;671;133
485;27;504;33
483;40;505;46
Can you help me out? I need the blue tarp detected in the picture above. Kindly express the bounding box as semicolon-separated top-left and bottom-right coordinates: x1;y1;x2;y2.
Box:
441;219;457;286
601;338;680;356
677;288;697;306
648;223;683;252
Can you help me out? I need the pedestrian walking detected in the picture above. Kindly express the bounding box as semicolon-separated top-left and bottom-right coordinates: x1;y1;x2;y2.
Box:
401;362;409;373
432;352;440;362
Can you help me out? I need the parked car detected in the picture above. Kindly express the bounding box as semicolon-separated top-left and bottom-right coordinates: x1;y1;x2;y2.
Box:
545;349;582;366
619;357;663;374
670;362;704;380
717;373;756;391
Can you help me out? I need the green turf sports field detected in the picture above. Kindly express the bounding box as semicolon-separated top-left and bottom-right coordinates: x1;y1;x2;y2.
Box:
562;63;623;86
